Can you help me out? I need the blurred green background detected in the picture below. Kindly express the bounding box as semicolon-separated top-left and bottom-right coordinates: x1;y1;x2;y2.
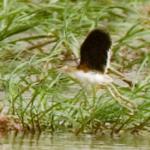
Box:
0;0;149;134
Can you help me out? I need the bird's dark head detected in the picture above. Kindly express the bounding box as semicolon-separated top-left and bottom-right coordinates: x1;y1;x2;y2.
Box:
78;28;112;73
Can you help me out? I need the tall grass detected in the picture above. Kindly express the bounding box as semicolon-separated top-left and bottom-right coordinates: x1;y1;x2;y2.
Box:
0;0;150;135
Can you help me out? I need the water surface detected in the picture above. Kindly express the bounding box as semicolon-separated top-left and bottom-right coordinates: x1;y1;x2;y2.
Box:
0;132;150;150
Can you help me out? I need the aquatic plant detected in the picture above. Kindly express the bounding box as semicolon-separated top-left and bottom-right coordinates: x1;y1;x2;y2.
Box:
0;0;149;135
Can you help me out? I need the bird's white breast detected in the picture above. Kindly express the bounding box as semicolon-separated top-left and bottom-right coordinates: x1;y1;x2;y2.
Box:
71;70;113;84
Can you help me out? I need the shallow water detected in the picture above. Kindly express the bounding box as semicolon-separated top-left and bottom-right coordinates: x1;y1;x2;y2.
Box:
0;132;150;150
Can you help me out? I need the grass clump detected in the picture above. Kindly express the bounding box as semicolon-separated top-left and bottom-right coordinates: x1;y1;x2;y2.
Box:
0;0;150;135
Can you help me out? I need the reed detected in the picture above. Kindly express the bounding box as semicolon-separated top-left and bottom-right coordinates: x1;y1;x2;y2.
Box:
0;0;149;135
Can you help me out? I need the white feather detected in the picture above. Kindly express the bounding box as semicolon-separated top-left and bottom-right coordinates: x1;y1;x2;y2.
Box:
71;70;113;84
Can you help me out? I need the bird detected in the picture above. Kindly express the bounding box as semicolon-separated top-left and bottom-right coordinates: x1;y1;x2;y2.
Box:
61;28;137;113
63;28;113;85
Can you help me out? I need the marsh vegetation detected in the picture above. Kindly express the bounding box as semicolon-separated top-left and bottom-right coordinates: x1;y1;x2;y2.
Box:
0;0;150;135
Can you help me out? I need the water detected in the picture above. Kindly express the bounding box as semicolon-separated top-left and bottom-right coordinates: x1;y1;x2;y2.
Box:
0;132;150;150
